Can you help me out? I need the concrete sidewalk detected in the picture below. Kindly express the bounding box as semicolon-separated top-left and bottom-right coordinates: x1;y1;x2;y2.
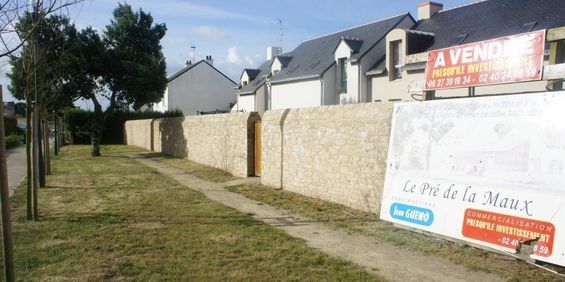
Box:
132;154;504;282
6;145;26;197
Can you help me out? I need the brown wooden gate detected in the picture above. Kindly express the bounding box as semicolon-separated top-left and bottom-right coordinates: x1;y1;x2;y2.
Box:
254;120;262;176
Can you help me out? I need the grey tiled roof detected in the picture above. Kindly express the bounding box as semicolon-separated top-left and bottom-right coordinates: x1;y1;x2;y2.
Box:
414;0;565;51
342;38;364;53
366;0;565;75
269;13;411;84
168;60;236;85
237;59;272;95
242;69;261;81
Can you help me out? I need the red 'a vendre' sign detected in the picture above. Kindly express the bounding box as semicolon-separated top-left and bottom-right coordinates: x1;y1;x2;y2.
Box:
424;30;545;90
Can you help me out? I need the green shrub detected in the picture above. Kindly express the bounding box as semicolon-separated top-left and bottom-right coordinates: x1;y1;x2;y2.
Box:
5;134;19;148
64;109;183;145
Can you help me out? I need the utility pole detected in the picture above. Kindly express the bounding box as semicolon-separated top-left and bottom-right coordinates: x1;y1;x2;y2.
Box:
0;87;16;282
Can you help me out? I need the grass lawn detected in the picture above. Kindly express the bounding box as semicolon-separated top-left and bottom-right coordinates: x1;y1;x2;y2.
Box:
226;183;565;282
5;145;379;281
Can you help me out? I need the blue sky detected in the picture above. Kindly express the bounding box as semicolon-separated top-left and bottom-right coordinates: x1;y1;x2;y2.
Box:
2;0;472;103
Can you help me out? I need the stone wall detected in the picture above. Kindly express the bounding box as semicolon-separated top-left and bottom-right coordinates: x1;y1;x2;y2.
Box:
124;119;153;150
261;103;394;213
124;112;260;178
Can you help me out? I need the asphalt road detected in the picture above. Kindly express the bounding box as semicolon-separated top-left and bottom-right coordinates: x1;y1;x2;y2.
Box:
5;145;25;197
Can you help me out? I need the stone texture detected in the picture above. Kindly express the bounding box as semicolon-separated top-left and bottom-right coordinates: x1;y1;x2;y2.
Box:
261;103;394;213
124;112;260;178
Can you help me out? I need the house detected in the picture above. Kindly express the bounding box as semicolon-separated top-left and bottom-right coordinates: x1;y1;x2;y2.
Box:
368;0;565;102
236;14;415;114
153;56;237;115
233;47;279;115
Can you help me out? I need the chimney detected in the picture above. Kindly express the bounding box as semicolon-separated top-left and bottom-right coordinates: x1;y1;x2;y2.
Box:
266;46;282;60
185;60;192;67
205;55;213;66
418;2;443;20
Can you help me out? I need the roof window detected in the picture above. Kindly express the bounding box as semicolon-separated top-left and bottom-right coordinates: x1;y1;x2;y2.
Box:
519;21;537;33
448;34;468;47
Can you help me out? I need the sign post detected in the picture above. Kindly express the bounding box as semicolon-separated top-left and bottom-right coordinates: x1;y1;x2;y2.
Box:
424;30;546;91
380;91;565;268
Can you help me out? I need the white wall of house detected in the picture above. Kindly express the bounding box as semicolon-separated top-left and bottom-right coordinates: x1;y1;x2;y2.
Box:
153;87;169;112
271;79;321;109
323;64;337;105
241;72;250;85
237;94;255;112
271;59;283;74
340;63;359;104
334;41;351;59
256;86;267;114
167;62;236;115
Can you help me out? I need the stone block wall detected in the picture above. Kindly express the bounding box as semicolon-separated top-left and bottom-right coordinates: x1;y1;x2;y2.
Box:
123;119;153;150
124;112;260;178
261;103;394;213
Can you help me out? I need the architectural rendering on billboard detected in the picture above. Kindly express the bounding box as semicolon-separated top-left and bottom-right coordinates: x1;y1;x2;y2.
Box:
424;30;545;90
380;91;565;267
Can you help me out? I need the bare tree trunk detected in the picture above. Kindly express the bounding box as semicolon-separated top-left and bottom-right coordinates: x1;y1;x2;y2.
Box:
0;88;15;281
91;98;103;157
25;99;32;220
43;120;50;175
38;114;45;187
32;106;39;221
53;112;58;155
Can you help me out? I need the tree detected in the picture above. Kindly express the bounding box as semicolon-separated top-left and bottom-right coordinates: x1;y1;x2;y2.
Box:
0;0;83;57
79;3;167;156
7;12;79;220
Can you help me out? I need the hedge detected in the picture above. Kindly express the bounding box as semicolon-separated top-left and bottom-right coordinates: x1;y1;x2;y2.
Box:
64;109;183;145
5;134;19;148
3;116;18;136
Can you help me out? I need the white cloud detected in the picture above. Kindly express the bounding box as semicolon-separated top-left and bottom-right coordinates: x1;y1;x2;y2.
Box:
192;26;227;40
244;54;263;67
227;46;241;64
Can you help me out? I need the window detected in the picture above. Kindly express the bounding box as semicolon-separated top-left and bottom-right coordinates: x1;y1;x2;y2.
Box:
519;22;537;33
338;58;347;92
391;40;402;80
449;34;468;46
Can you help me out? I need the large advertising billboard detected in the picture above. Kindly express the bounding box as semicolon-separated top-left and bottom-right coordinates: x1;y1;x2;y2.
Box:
424;30;545;90
380;91;565;267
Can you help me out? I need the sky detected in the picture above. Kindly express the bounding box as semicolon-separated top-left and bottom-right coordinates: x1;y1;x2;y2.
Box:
1;0;473;105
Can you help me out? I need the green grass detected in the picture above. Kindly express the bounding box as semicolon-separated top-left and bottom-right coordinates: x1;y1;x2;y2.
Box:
226;183;565;282
138;152;238;183
5;145;380;281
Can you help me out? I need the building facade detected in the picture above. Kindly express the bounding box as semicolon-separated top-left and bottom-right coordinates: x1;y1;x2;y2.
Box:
154;57;237;115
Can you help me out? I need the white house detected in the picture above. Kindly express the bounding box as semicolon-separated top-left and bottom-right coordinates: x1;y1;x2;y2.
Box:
234;47;280;115
235;14;414;113
153;56;237;115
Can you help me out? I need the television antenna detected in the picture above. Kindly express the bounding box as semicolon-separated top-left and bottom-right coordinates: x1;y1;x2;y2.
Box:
277;18;283;51
190;45;196;62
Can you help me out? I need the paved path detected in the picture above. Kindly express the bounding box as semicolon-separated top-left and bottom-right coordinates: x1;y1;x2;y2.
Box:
6;145;26;197
132;154;504;282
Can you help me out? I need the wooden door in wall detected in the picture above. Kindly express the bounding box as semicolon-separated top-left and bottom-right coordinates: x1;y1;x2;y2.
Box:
254;121;262;176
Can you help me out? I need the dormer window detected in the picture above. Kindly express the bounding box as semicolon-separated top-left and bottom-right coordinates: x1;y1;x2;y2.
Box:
338;58;347;92
390;40;402;80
